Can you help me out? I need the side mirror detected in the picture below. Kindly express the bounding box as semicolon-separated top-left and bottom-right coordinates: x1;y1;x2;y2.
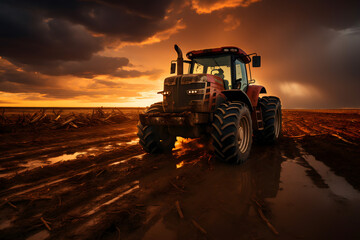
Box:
252;56;261;67
170;62;176;74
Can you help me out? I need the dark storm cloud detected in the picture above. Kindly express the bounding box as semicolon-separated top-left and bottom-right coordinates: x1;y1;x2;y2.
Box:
7;55;162;79
0;62;50;87
226;0;360;108
0;58;158;99
0;0;171;99
113;69;162;79
0;57;162;101
0;5;103;65
0;0;176;74
1;0;175;42
19;56;129;78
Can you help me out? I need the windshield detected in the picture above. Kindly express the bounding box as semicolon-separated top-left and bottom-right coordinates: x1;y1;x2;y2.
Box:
190;55;232;88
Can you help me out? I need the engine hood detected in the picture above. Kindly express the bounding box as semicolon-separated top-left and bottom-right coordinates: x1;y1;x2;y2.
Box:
162;74;226;113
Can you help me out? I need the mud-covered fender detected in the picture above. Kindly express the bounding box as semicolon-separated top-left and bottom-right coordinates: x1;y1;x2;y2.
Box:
246;85;267;107
221;89;254;112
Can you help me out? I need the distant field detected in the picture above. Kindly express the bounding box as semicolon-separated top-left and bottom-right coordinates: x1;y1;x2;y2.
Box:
2;107;359;115
1;107;146;116
285;109;360;114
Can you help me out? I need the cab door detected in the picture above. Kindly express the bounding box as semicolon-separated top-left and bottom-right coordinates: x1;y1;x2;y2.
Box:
234;59;248;92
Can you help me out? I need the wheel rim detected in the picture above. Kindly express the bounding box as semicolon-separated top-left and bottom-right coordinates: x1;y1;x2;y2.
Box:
274;108;281;138
238;116;251;153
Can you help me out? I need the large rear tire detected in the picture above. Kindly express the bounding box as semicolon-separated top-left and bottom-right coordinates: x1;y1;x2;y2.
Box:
254;96;282;143
137;102;176;153
211;101;253;164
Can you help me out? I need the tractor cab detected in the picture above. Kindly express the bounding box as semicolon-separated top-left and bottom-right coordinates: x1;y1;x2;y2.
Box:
171;46;261;92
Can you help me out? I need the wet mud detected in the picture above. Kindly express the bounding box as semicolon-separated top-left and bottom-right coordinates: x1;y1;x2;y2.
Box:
0;110;359;239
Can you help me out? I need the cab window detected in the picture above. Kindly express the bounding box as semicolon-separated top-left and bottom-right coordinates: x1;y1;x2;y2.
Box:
234;59;248;91
191;55;232;89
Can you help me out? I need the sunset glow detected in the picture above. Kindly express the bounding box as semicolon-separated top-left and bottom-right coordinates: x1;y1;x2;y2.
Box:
0;1;359;108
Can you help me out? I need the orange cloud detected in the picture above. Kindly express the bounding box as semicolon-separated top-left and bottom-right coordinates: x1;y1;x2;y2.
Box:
223;14;241;31
191;0;261;14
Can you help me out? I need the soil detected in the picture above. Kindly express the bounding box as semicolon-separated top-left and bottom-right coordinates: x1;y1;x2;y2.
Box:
0;109;359;240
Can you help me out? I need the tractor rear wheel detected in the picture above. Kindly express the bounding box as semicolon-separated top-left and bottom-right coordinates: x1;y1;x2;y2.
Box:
137;102;176;153
254;96;282;143
211;101;253;164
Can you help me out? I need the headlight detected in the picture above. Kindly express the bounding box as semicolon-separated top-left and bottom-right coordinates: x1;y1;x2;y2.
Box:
158;90;171;96
163;91;171;96
186;89;204;95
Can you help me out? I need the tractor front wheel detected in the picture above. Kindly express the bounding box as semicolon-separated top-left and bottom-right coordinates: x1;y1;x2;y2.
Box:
137;102;176;153
211;101;253;164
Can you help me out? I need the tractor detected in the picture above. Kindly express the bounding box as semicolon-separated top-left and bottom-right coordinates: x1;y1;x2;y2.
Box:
138;45;282;164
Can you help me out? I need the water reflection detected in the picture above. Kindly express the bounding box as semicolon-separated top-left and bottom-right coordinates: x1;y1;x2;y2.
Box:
0;137;141;179
264;147;360;239
166;139;360;239
47;152;86;164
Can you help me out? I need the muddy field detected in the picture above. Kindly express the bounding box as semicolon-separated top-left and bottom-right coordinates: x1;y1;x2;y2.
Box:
0;109;359;240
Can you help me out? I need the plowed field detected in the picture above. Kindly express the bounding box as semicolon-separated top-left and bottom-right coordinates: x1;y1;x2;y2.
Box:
1;109;359;240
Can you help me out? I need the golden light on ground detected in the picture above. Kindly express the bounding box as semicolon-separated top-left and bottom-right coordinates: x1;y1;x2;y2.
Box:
176;161;185;168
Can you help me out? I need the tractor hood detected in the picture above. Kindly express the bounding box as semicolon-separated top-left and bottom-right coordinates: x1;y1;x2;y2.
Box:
162;74;225;112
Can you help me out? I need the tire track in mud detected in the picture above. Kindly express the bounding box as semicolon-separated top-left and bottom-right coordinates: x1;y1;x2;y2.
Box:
0;128;136;162
0;152;146;239
0;134;140;178
0;123;139;178
0;143;143;198
0;131;206;239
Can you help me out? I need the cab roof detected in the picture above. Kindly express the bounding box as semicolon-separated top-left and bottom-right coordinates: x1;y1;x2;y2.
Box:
186;46;251;64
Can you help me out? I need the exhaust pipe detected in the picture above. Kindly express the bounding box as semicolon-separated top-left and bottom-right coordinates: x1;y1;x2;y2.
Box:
174;44;183;75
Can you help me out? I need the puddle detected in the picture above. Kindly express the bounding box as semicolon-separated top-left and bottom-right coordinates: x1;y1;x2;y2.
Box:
86;147;99;151
116;138;139;147
125;138;139;146
2;151;87;177
26;230;49;240
47;152;86;164
265;153;360;239
143;218;176;240
302;153;360;200
104;145;113;150
0;137;141;179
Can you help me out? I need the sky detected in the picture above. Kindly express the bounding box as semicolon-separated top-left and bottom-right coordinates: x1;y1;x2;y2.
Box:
0;0;359;108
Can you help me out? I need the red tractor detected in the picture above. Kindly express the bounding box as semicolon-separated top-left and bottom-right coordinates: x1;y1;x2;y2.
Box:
138;45;281;164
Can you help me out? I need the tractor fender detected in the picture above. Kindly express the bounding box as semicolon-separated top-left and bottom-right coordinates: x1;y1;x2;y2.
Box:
246;85;267;107
221;89;253;111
